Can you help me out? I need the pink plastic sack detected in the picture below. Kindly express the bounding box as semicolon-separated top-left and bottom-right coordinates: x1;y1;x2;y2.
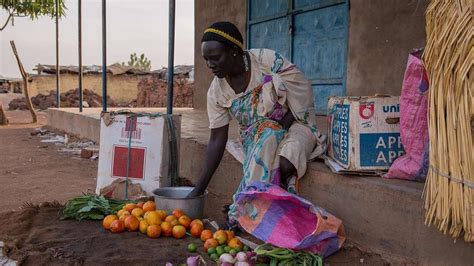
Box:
235;182;345;257
385;51;429;181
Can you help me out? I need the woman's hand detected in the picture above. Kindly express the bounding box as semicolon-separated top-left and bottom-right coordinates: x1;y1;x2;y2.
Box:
187;188;202;197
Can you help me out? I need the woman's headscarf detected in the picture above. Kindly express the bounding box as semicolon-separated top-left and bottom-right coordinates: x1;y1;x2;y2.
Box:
201;21;244;52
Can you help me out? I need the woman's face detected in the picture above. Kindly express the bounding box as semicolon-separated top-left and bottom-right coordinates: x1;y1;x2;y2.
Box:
201;41;235;79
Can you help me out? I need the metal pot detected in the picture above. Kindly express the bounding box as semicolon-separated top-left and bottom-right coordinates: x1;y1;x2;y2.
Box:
152;186;207;219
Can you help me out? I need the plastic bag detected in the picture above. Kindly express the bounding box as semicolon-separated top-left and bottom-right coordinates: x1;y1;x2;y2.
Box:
235;181;345;257
385;51;429;181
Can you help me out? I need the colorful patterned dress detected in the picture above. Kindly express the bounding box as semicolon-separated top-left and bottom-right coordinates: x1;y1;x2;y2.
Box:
206;49;325;220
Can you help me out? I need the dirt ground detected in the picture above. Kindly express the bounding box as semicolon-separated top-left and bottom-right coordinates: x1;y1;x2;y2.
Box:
0;109;388;265
0;207;211;265
0;111;97;212
0;206;387;265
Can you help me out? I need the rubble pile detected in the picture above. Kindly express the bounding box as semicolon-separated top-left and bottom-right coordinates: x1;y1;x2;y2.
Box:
131;75;193;108
8;88;118;110
30;91;57;110
58;88;118;108
8;98;28;110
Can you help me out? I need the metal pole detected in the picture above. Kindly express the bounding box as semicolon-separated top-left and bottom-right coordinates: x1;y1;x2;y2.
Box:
55;0;60;108
166;0;175;115
101;0;107;112
78;0;83;112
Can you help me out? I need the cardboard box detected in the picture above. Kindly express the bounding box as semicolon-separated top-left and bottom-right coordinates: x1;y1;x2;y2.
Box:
96;112;180;196
327;96;404;172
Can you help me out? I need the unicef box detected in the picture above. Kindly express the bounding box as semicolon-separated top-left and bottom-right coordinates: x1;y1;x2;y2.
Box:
326;95;404;173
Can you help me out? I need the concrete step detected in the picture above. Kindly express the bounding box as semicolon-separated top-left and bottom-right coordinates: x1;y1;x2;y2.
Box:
181;137;473;265
301;162;473;264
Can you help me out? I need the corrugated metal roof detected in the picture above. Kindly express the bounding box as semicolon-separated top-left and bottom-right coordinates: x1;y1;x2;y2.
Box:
0;75;22;82
33;63;194;77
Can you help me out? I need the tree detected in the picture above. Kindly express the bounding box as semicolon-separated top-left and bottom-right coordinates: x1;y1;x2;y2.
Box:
10;40;37;123
123;53;152;71
0;0;63;122
1;0;66;31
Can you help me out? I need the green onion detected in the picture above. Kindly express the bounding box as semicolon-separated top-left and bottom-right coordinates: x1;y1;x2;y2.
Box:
254;244;323;266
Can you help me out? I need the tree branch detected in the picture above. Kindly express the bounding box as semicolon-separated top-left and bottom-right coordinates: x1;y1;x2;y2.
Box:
0;13;13;31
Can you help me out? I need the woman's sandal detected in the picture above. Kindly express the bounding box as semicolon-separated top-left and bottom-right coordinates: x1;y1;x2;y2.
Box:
280;175;298;194
286;176;297;194
223;220;241;232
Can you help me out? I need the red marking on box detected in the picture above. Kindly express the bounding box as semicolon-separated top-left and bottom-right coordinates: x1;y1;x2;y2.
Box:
359;102;375;119
112;145;146;179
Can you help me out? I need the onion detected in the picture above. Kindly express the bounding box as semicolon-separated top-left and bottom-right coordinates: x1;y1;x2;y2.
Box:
236;252;248;262
219;253;236;264
235;262;250;266
246;251;256;259
186;256;199;266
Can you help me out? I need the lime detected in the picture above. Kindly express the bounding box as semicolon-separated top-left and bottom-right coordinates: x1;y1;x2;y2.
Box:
243;245;250;252
234;247;242;253
210;253;219;261
207;247;216;254
216;246;225;256
229;249;237;256
224;246;231;253
187;243;197;253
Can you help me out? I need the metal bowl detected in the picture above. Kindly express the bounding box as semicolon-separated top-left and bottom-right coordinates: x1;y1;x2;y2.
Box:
152;186;207;219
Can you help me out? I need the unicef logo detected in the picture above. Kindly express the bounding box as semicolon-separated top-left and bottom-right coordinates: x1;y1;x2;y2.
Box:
359;102;374;119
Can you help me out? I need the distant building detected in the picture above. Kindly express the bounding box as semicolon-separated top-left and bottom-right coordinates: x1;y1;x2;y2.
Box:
0;75;23;93
28;64;194;106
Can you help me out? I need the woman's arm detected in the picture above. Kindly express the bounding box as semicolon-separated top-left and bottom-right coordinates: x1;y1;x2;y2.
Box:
278;111;296;130
188;124;229;197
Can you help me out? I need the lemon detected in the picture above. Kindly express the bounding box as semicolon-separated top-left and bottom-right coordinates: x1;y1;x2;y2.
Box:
187;243;197;253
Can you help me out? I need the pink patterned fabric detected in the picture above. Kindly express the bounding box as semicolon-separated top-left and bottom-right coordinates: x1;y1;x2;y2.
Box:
235;182;345;257
385;51;429;181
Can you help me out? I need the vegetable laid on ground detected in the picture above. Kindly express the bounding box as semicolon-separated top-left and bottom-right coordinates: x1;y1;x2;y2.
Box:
254;244;323;266
60;194;130;221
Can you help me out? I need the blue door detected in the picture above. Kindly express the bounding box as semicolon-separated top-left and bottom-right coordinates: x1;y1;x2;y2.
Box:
247;0;349;115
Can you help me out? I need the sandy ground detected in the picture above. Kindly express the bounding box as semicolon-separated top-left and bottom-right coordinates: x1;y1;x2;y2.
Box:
0;109;388;265
0;110;97;212
0;206;387;265
0;206;213;265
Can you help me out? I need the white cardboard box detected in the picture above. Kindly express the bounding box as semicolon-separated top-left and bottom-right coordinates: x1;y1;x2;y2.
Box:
327;96;404;172
96;112;180;196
